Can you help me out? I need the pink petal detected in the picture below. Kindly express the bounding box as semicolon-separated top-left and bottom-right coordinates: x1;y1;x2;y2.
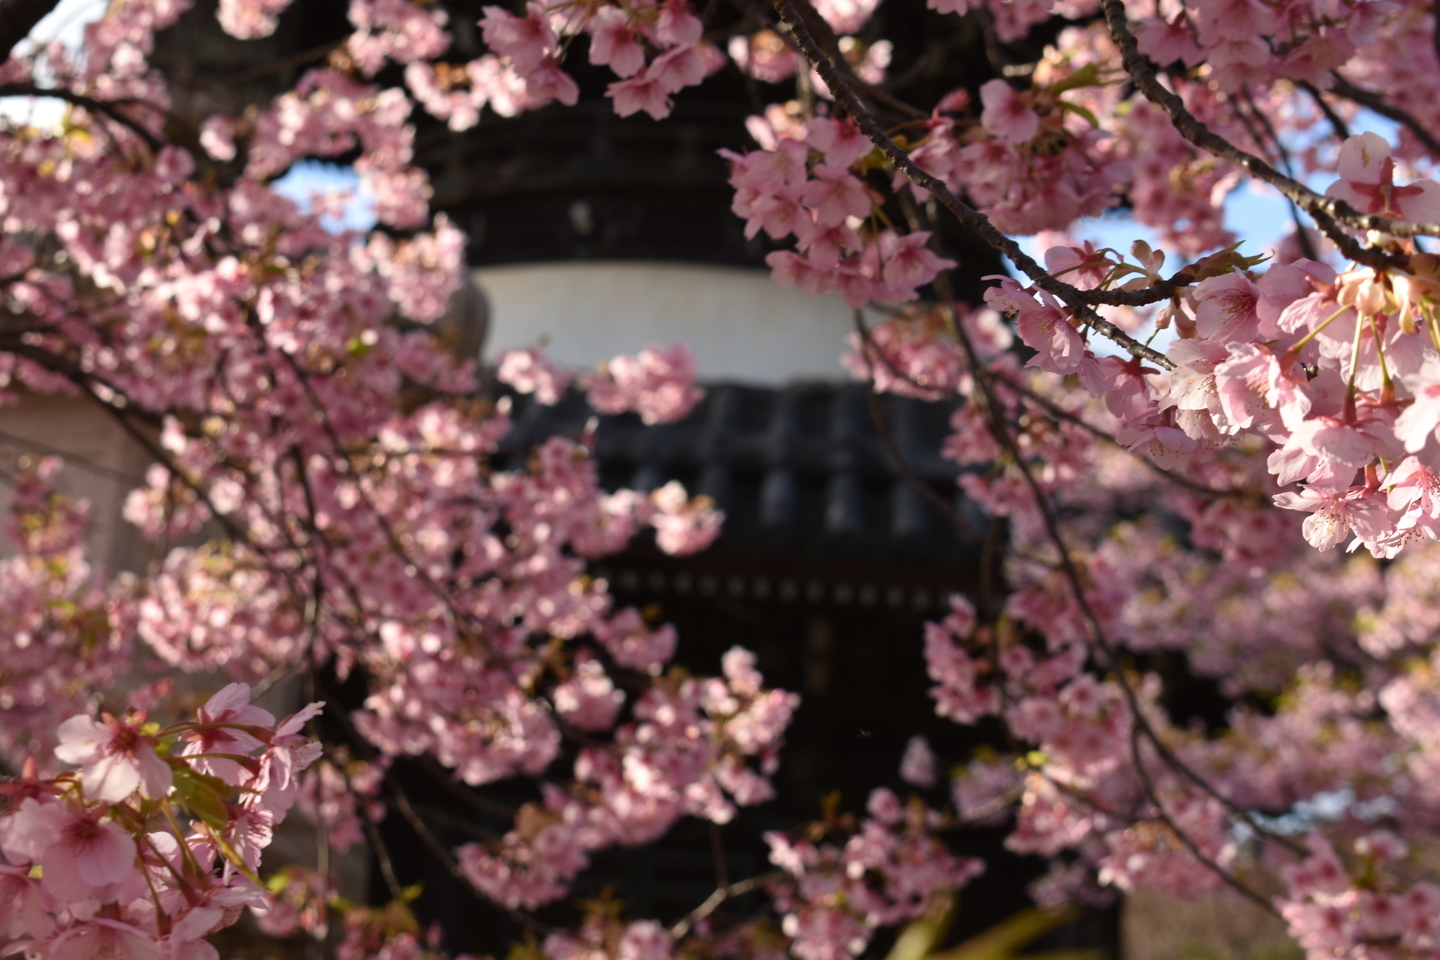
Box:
0;799;67;863
201;682;254;718
53;716;109;767
137;746;175;799
1335;131;1391;182
82;751;142;804
1398;180;1440;224
1395;384;1440;452
76;820;138;887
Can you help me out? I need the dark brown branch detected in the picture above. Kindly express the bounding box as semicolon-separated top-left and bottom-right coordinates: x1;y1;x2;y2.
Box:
0;0;61;61
984;370;1233;496
852;313;987;540
933;266;1307;859
770;0;1176;369
0;83;164;152
4;339;257;545
726;0;926;120
274;346;475;630
406;802;502;843
1126;725;1279;914
669;873;781;939
326;746;406;902
1327;74;1440;161
383;772;557;936
0;425;143;486
1228;85;1320;261
222;40;344;84
416;754;520;820
1295;80;1351;142
1098;0;1431;255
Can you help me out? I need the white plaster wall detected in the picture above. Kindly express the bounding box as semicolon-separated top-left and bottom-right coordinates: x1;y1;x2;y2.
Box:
475;261;858;385
0;396;154;573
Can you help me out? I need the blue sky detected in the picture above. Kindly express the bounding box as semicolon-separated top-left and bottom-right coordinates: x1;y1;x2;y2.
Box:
271;161;379;233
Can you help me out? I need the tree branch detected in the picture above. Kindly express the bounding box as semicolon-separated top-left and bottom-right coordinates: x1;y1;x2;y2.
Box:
1098;0;1432;256
1295;80;1351;143
983;369;1234;496
852;312;988;541
932;267;1307;860
1327;74;1440;161
669;873;781;939
770;0;1176;369
0;83;164;152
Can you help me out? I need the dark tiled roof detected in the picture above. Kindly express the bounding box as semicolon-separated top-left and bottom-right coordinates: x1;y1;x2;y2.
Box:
499;382;987;563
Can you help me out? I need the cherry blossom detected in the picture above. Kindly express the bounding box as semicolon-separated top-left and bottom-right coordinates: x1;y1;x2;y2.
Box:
16;0;1440;956
53;712;173;803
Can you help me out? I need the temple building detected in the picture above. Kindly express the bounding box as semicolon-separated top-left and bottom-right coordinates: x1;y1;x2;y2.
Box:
1;0;1272;954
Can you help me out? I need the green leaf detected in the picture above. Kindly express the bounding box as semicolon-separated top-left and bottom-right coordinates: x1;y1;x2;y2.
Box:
930;907;1087;960
1049;63;1103;96
885;896;955;960
172;766;231;830
1058;101;1100;129
506;938;545;960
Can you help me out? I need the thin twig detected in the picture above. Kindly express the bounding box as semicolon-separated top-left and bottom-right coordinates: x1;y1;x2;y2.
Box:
384;772;556;935
1126;724;1279;914
416;754;520;819
984;370;1233;496
0;83;164;152
1326;74;1440;160
0;426;143;485
934;265;1306;858
1097;0;1434;253
1295;80;1350;143
852;312;987;540
324;746;406;901
222;40;345;84
770;0;1177;368
669;873;781;939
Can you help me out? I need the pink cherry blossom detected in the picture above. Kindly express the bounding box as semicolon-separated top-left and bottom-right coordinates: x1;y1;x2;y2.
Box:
806;117;873;168
986;279;1087;375
42;918;160;960
588;7;645;77
979;79;1040;144
498;347;573;404
480;3;557;74
608;71;674;120
800;166;874;228
583;344;704;424
1212;342;1312;432
1325;132;1440;224
54;712;172;803
650;481;723;555
1274;486;1390;551
178;681;275;786
1;799;139;902
1395;383;1440;453
899;735;938;787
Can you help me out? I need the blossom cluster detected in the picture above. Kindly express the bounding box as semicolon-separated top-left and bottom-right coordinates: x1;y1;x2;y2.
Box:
454;646;798;909
0;683;321;957
724;119;956;307
978;132;1440;557
17;0;1440;955
766;789;984;960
